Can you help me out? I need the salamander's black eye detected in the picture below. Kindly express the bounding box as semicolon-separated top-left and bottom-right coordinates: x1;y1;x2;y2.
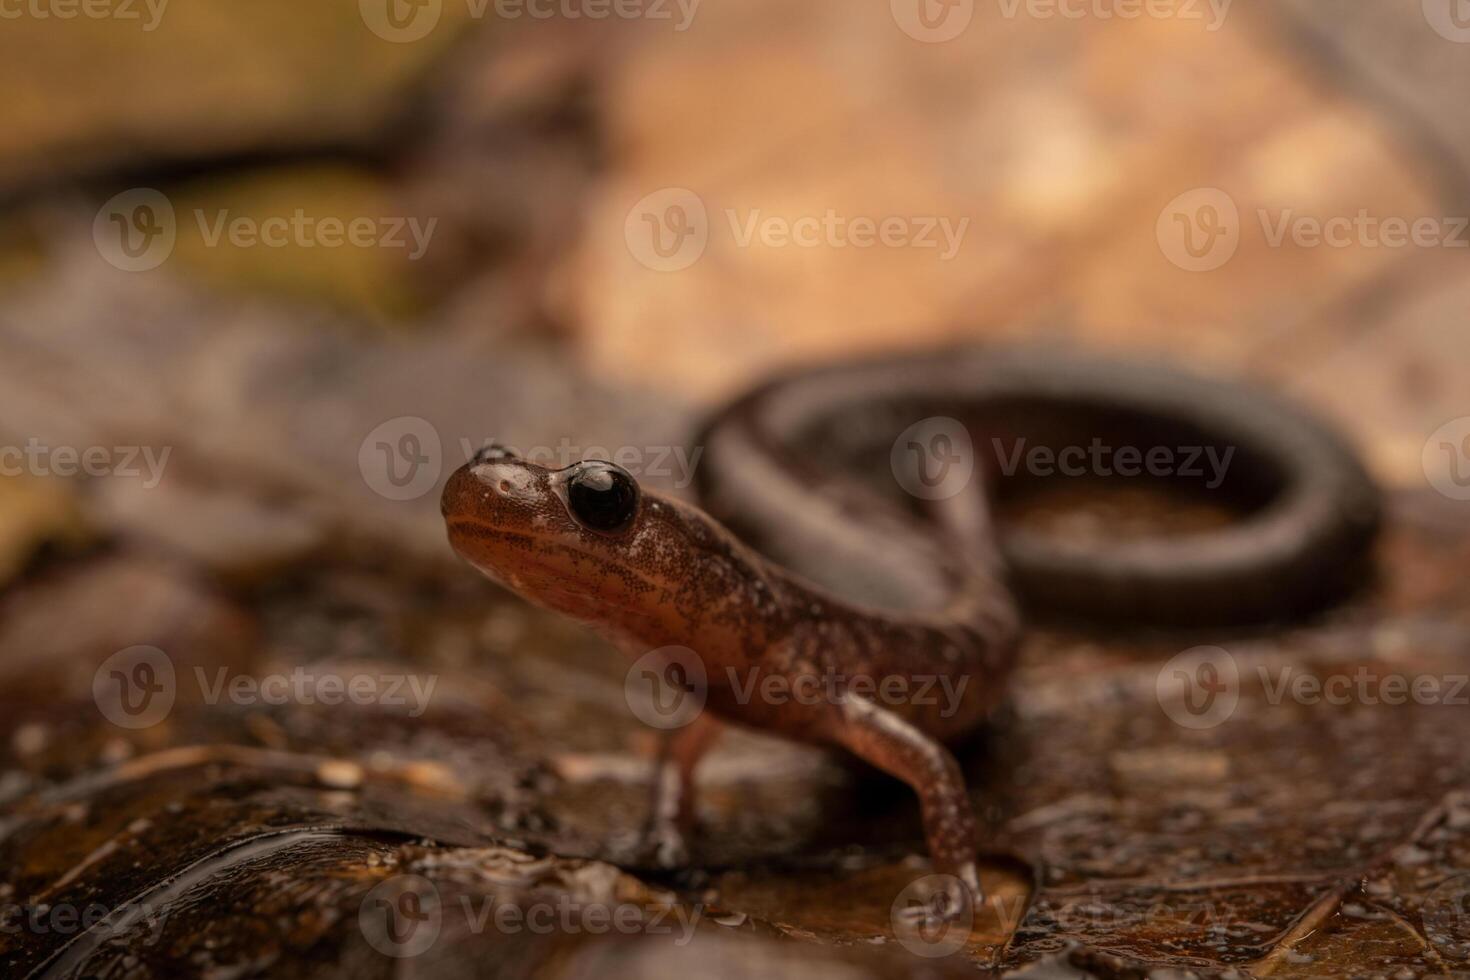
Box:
566;462;639;533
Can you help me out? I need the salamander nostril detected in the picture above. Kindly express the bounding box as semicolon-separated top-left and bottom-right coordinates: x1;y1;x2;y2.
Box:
472;442;519;465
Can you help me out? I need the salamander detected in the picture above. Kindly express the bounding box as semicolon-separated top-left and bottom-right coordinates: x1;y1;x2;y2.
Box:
440;347;1380;913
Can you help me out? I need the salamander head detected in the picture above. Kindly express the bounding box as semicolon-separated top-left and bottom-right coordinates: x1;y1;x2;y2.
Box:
442;443;637;596
443;444;757;652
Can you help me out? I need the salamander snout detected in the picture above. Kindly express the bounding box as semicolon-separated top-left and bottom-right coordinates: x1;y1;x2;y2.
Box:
441;455;543;524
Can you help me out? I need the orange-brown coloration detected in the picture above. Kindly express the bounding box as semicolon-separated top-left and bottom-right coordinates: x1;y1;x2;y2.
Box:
442;349;1381;912
442;453;1014;900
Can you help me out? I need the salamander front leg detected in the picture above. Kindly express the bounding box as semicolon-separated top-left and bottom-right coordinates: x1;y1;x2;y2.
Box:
830;693;981;912
642;712;723;867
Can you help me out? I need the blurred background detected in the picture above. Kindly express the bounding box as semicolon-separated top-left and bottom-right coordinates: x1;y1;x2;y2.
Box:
3;2;1470;976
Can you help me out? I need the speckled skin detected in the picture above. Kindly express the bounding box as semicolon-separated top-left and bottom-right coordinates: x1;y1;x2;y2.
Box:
442;452;1015;899
442;348;1381;910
